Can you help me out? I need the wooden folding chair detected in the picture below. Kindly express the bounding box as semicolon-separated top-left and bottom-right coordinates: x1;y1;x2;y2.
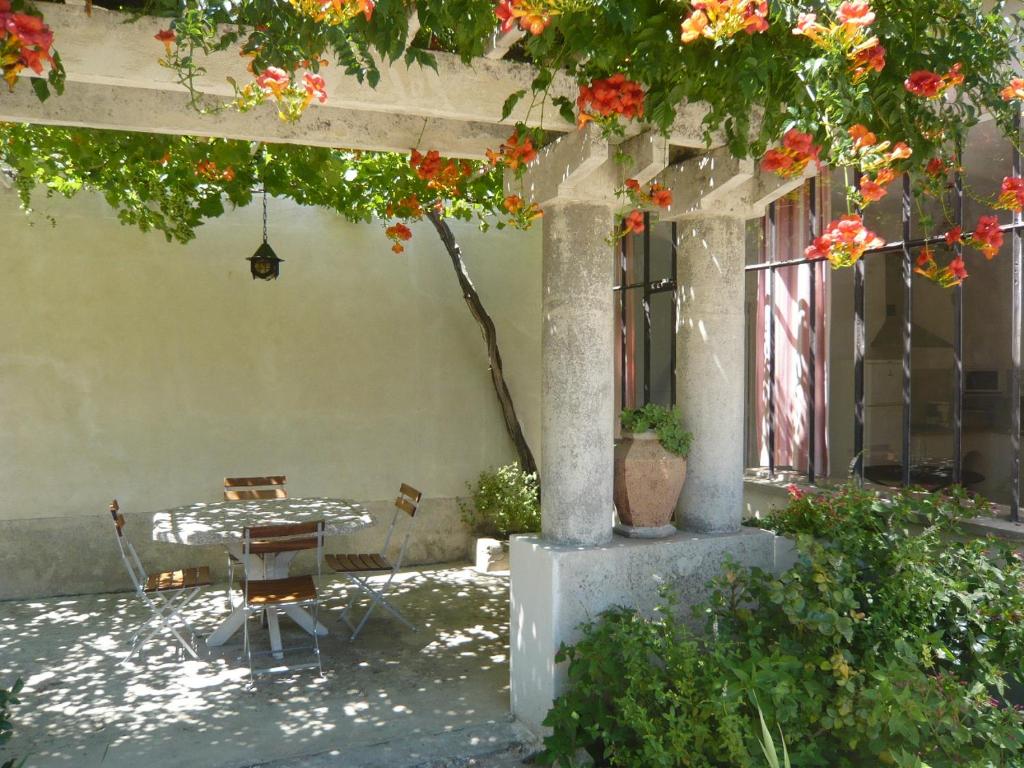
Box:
241;520;325;680
109;500;212;663
325;483;422;640
223;475;287;606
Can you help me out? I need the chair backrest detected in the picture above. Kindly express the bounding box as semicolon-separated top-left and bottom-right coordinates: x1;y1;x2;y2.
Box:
242;520;325;575
380;484;423;567
109;500;147;592
224;476;288;501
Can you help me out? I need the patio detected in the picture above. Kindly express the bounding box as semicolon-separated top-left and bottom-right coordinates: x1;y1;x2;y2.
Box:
4;1;1024;765
0;567;533;768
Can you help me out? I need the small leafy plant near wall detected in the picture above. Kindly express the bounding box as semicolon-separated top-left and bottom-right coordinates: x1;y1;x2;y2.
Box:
541;485;1024;767
459;463;540;540
1;677;25;768
620;404;693;458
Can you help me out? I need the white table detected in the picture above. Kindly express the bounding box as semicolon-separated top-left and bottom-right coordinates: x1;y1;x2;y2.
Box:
152;497;373;654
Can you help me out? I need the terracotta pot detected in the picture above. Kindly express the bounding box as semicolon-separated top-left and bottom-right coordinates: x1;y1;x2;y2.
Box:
614;431;687;528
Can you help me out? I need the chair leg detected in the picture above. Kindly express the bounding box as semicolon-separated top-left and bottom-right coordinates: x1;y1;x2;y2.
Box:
124;589;202;663
244;607;255;685
226;556;235;608
337;587;357;633
345;572;416;640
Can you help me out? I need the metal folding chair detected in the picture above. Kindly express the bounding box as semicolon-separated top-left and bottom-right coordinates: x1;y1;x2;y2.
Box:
325;483;422;640
108;500;212;664
241;520;325;680
223;475;287;607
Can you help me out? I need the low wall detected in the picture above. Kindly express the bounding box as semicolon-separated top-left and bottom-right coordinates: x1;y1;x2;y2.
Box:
509;528;779;734
0;496;471;600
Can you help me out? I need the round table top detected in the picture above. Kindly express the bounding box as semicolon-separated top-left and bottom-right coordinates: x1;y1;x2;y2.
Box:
152;497;373;546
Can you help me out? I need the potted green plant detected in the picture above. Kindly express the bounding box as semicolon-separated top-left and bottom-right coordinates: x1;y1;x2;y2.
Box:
460;463;540;572
615;405;693;538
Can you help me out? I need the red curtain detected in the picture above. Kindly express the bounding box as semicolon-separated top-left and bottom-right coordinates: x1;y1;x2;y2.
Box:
752;179;830;475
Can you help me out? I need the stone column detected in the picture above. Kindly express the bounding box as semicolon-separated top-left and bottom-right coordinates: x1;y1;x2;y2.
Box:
540;201;617;546
675;213;747;533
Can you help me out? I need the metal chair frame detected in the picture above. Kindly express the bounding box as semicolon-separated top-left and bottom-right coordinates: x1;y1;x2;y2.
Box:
241;520;325;681
109;500;207;664
224;475;287;607
330;484;422;640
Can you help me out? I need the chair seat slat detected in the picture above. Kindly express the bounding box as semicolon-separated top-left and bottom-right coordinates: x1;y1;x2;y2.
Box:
246;575;317;605
224;476;287;487
144;566;212;593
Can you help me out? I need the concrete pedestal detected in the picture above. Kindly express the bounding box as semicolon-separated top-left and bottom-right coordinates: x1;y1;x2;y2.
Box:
509;528;776;734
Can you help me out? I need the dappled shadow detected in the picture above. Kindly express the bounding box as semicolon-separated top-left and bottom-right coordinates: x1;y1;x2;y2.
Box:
0;567;512;768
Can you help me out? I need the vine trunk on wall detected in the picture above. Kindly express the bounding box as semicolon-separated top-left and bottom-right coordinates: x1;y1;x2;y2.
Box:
426;209;539;481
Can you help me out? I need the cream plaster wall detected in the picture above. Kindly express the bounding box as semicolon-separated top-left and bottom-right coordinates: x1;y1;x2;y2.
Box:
0;188;541;598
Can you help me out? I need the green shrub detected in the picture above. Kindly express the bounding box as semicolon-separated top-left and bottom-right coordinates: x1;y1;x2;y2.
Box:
459;462;540;540
540;605;751;767
1;678;25;768
726;484;1024;767
620;404;693;458
541;485;1024;768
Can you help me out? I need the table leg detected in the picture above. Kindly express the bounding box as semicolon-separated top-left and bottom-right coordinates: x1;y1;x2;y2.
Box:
206;606;246;647
281;605;329;637
266;608;284;660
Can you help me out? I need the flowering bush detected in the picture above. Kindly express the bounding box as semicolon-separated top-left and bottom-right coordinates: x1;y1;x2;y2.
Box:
680;0;769;45
0;0;62;96
542;485;1024;767
805;214;883;268
576;74;645;128
14;0;1024;287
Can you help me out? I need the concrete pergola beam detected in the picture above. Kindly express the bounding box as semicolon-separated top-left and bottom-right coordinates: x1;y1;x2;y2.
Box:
0;81;515;160
483;27;525;59
512;127;670;205
655;147;816;220
30;4;718;150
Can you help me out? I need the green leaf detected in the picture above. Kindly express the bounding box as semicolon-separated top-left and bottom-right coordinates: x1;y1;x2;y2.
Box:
501;89;527;121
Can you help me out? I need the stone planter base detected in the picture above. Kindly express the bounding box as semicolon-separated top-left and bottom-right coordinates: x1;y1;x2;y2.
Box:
614;522;678;539
474;537;510;573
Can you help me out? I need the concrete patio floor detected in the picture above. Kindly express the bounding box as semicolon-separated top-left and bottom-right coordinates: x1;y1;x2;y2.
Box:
0;566;533;768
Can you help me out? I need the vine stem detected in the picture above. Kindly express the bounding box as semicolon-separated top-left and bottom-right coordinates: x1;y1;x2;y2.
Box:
425;207;539;482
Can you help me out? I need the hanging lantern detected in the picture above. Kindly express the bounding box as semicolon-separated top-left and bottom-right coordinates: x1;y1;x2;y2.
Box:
248;189;283;280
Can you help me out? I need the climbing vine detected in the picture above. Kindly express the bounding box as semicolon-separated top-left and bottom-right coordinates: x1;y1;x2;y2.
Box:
3;0;1024;284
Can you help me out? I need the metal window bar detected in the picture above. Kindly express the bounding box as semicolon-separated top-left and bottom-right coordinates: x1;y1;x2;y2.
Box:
807;179;818;485
767;201;777;477
748;149;1024;509
670;221;678;406
613;219;678;409
901;172;913;488
953;157;965;485
853;170;866;485
1013;103;1023;522
643;212;652;405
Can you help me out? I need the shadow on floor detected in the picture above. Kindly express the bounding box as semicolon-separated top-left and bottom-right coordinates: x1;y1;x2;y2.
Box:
0;566;518;768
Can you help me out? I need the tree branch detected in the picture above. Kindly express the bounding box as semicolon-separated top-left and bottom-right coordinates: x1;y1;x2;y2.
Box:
426;209;539;481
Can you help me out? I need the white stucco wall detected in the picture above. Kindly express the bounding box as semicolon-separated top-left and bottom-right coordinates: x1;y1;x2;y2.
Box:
0;188;541;598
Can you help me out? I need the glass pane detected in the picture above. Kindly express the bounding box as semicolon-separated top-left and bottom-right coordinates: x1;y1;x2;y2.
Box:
963;119;1015;230
863;251;899;471
827;264;857;481
962;235;1015;505
649;221;674;282
648;290;675;408
622;229;644;287
909;259;956;482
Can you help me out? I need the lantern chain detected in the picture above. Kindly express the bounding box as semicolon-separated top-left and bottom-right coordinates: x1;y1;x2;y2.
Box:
262;188;269;244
